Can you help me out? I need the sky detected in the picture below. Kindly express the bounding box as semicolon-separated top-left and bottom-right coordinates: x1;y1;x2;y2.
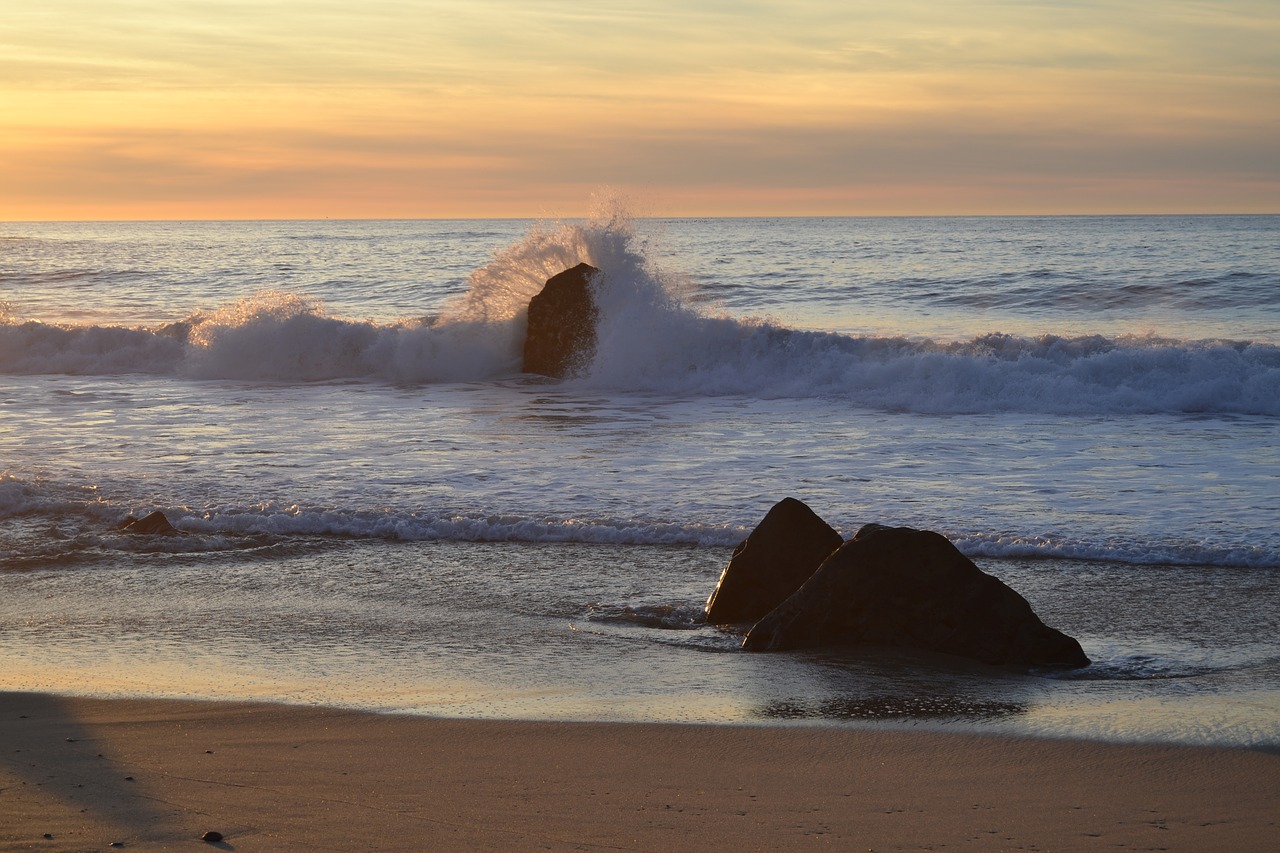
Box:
2;0;1278;219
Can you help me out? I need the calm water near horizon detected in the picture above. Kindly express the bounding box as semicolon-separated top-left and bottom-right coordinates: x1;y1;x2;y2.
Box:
2;213;1278;750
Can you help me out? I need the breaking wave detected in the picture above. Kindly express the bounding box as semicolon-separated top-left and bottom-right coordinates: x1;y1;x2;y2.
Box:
2;214;1277;416
3;475;1276;569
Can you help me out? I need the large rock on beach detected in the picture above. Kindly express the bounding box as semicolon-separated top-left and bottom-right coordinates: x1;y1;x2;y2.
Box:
742;523;1090;668
522;263;600;378
705;497;843;624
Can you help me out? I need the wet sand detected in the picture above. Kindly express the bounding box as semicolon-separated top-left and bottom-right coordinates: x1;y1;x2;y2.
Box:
2;691;1276;852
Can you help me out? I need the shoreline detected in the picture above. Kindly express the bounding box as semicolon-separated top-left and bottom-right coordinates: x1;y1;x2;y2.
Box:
3;691;1277;852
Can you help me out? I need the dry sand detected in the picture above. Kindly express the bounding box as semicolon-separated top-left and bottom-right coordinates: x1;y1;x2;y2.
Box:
2;691;1276;852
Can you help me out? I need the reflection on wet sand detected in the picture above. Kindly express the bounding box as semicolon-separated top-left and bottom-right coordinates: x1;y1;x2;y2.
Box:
759;695;1028;722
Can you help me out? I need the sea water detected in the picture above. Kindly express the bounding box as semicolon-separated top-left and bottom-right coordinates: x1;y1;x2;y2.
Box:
2;212;1278;750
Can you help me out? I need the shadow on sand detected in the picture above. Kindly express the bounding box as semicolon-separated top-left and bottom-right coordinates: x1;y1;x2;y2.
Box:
0;691;199;849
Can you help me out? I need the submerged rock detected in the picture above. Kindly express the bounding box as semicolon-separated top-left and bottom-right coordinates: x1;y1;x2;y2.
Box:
119;510;178;535
743;523;1090;668
522;263;600;378
705;497;843;624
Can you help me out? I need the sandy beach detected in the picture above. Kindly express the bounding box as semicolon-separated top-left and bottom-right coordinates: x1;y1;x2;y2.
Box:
2;691;1276;852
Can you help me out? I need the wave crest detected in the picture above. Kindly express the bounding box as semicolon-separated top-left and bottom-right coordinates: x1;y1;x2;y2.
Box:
2;214;1277;415
3;475;1276;569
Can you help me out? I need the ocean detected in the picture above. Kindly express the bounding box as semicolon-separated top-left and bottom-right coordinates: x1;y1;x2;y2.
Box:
2;212;1278;750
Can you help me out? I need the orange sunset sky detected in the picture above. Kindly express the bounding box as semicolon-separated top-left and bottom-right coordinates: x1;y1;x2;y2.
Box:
3;0;1278;220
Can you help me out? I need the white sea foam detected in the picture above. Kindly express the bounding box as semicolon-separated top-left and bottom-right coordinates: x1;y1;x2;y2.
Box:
3;213;1277;415
585;317;1280;415
3;475;1275;568
4;308;1276;416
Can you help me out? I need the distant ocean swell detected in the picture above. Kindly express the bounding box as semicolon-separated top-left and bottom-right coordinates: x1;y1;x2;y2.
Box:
3;476;1276;570
929;269;1280;313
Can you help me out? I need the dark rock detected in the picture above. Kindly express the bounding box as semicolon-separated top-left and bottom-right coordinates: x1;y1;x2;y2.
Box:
155;321;191;342
119;511;177;535
200;831;224;843
743;523;1090;668
705;497;843;624
522;263;600;377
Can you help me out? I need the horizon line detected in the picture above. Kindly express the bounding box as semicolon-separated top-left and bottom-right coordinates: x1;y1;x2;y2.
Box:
3;211;1277;225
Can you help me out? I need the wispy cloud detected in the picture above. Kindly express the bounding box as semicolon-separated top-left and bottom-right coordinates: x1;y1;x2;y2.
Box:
2;0;1276;217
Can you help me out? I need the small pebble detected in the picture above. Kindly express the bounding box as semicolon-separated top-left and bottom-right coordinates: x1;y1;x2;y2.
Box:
42;834;53;839
65;738;76;743
123;776;134;782
201;830;224;843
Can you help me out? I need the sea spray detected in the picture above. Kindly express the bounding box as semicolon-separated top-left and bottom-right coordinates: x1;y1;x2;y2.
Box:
0;211;678;384
2;213;1278;415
